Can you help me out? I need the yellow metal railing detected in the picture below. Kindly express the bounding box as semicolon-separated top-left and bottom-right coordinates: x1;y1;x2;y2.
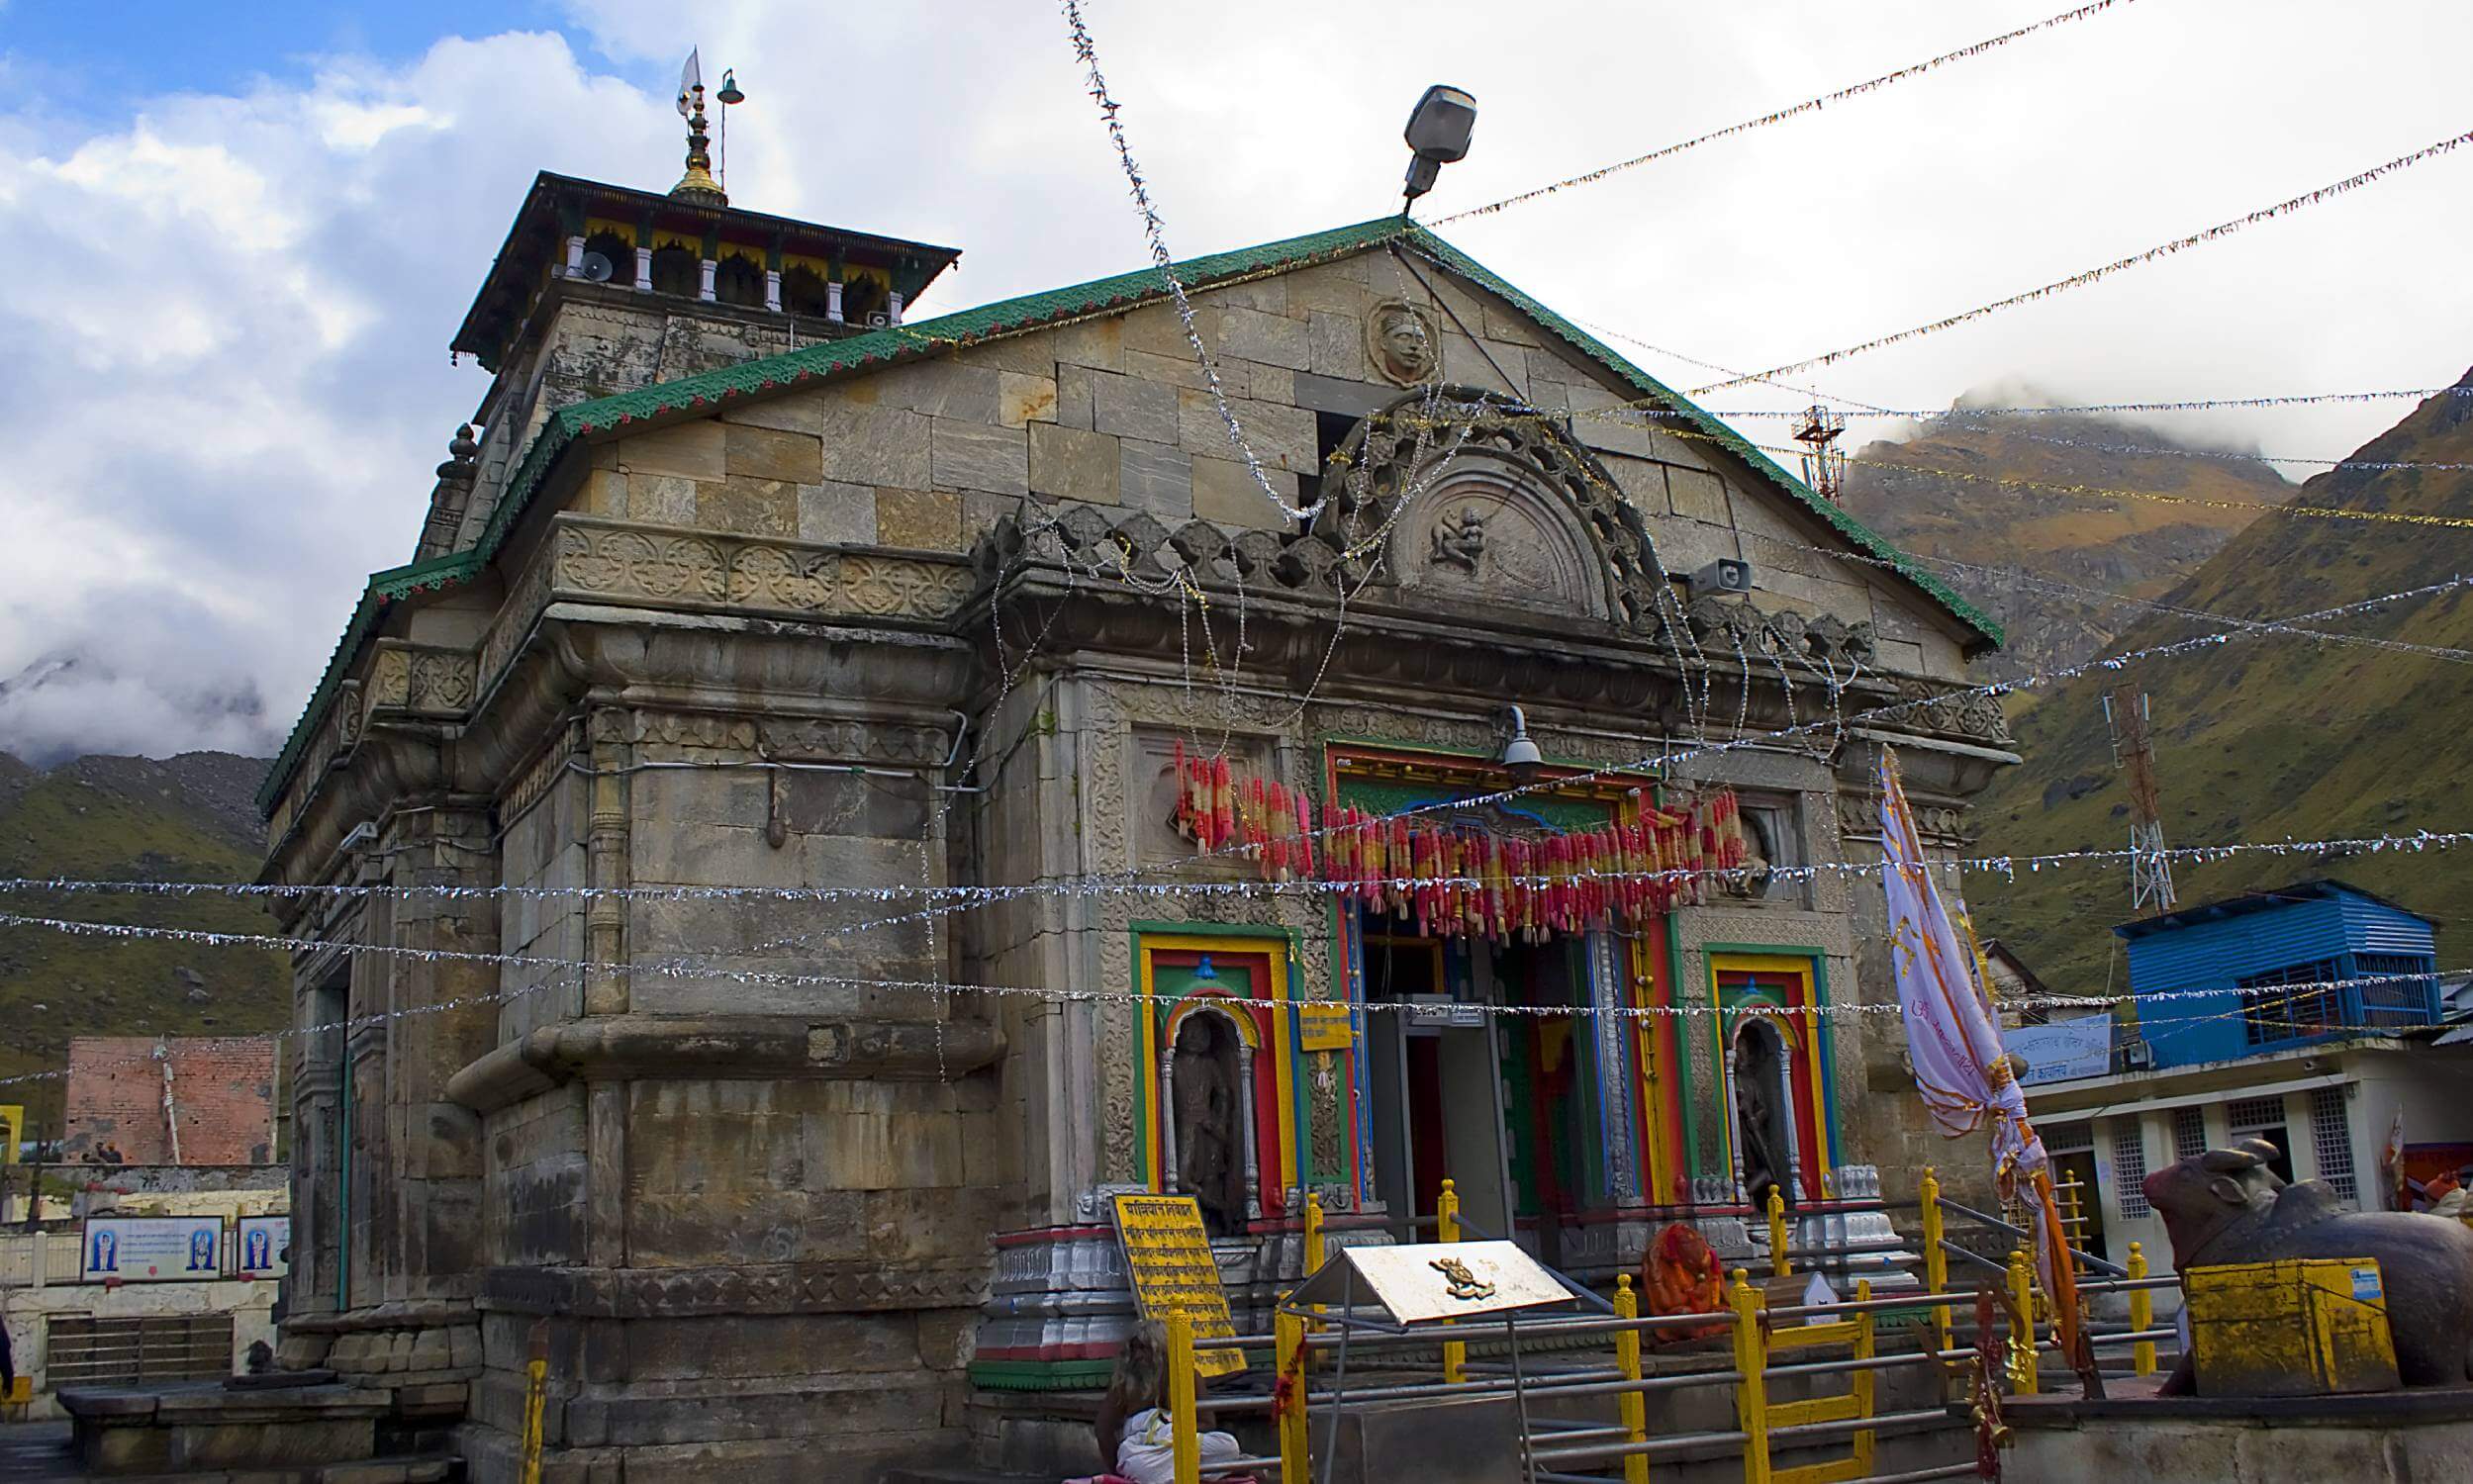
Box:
1168;1313;1200;1484
1767;1188;1793;1279
2129;1242;2156;1377
1437;1177;1467;1385
1613;1273;1651;1484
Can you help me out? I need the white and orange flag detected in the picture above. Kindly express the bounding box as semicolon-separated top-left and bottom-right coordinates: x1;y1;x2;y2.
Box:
1878;747;2081;1357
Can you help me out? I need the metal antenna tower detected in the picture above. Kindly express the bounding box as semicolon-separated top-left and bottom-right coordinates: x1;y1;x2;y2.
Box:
1792;405;1847;503
2102;686;2176;914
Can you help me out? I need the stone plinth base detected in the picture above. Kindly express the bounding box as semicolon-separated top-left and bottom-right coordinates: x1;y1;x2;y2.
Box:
2003;1375;2473;1481
60;1381;392;1475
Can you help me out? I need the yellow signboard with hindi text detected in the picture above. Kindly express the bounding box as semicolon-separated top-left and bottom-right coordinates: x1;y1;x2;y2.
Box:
1110;1193;1245;1377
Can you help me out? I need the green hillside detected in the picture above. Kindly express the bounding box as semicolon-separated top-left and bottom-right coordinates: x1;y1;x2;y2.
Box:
1970;374;2473;995
0;753;285;1137
1840;408;2295;680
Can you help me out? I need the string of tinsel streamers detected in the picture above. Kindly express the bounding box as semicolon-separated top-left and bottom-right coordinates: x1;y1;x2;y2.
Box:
1436;0;2138;225
1789;542;2473;669
1565;319;2473;471
1398;402;2473;533
0;907;2450;1074
10;827;2469;910
1690;128;2473;393
1060;0;1306;523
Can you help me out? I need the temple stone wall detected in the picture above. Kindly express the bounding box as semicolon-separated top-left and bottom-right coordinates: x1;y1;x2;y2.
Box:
267;234;2014;1480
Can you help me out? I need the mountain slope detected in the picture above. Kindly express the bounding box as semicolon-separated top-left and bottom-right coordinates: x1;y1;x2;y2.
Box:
1969;373;2473;995
1839;407;2296;679
0;752;285;1136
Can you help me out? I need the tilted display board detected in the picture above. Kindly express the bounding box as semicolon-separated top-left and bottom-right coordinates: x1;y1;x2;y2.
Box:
1110;1193;1246;1376
1287;1239;1569;1324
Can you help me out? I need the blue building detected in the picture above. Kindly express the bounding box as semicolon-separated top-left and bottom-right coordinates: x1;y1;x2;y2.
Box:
2117;879;2441;1070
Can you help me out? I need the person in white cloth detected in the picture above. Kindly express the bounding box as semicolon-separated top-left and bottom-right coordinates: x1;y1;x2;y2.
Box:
1091;1321;1243;1484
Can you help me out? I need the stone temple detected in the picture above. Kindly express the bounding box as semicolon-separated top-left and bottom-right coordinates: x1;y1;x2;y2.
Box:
246;119;2018;1480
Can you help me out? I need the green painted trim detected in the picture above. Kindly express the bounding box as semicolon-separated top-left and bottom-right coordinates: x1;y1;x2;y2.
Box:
1699;942;1840;1182
255;548;485;816
267;212;1994;816
968;1358;1114;1392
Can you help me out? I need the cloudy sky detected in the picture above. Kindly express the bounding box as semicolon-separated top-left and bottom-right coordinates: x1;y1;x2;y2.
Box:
0;0;2466;764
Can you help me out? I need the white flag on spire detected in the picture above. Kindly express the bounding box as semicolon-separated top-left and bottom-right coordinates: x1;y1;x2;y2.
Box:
677;48;703;117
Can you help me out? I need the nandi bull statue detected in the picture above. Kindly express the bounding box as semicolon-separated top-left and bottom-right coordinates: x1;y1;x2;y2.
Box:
2142;1138;2473;1391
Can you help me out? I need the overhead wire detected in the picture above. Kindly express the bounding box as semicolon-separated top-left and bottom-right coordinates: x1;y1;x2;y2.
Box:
1436;0;2141;225
1689;128;2473;394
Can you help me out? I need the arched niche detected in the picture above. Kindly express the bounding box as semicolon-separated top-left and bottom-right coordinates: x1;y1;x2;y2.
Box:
1324;387;1678;633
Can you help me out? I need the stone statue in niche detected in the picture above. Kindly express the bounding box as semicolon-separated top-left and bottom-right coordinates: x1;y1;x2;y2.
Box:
1719;808;1775;899
1733;1028;1793;1216
1367;300;1442;386
1172;1015;1247;1236
1429;506;1488;572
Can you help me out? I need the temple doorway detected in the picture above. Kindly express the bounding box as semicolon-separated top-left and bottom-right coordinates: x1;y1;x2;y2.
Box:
1364;928;1604;1266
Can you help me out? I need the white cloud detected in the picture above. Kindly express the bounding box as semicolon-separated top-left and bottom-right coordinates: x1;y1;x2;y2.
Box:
3;1;2470;763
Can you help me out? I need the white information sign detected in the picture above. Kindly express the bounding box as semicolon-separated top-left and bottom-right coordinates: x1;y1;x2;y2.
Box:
238;1215;291;1276
1288;1240;1569;1324
81;1216;224;1282
2007;1014;2113;1085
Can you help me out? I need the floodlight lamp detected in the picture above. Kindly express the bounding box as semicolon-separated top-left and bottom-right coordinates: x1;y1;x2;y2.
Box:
1401;84;1477;205
1496;704;1544;783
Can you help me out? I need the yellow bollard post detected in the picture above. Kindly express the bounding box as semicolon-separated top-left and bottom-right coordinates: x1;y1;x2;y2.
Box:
1766;1187;1791;1279
1438;1178;1466;1385
2128;1242;2156;1377
1167;1312;1200;1484
1614;1274;1650;1484
520;1321;548;1484
1274;1309;1308;1484
1919;1167;1950;1356
2006;1248;2040;1395
1729;1268;1772;1484
1303;1192;1327;1336
1852;1277;1877;1476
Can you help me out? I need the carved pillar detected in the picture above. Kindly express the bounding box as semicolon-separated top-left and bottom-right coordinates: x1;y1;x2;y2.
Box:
698;258;718;302
1156;1047;1177;1193
1236;1044;1262;1221
562;234;585;278
887;290;904;325
633;244;653;292
584;706;631;1016
825;280;844;324
764;269;783;313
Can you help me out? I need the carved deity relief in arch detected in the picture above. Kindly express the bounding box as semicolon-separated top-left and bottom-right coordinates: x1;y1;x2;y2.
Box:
1322;387;1676;634
1385;457;1609;621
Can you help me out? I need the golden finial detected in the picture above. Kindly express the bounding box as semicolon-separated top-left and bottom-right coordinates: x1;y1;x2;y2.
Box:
670;81;726;206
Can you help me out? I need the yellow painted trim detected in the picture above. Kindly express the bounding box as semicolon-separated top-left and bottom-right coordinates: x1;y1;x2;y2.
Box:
715;240;766;267
1164;991;1264;1051
650;229;702;255
1628;935;1675;1200
1137;932;1298;1196
583;218;638;245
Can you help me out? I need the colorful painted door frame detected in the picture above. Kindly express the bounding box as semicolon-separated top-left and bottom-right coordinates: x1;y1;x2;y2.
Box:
1131;925;1303;1222
1317;738;1693;1218
1706;949;1842;1204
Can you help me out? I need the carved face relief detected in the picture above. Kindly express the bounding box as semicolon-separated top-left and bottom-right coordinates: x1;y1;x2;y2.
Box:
1367;300;1442;386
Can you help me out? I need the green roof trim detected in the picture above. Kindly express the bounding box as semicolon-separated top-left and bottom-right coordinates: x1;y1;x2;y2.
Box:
255;549;486;814
260;213;1996;816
